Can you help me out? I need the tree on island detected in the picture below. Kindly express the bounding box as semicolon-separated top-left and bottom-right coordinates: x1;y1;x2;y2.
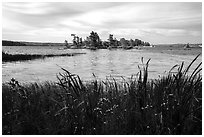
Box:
120;38;128;47
67;32;151;49
144;42;150;46
114;38;120;47
70;34;84;48
89;31;102;48
64;40;69;48
108;34;114;47
107;34;120;47
130;39;136;47
71;34;77;46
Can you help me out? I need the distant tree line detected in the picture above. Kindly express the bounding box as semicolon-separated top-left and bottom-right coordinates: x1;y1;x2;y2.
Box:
2;40;64;46
2;40;26;46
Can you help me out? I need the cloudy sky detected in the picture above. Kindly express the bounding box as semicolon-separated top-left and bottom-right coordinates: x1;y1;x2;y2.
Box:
2;2;202;44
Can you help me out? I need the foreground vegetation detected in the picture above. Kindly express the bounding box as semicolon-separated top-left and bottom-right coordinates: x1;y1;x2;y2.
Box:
2;55;202;135
2;51;85;62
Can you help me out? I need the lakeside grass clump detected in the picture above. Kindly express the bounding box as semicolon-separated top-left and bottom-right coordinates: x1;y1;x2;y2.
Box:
2;55;202;135
2;51;85;62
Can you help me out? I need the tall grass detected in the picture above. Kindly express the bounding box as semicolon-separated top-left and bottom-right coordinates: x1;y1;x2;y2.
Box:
2;51;85;62
2;55;202;135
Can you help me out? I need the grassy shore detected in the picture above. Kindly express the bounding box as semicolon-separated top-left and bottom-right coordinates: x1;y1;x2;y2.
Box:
2;51;85;62
2;55;202;135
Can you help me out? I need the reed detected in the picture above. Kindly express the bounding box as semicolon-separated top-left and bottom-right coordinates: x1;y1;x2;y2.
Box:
2;55;202;135
2;51;85;62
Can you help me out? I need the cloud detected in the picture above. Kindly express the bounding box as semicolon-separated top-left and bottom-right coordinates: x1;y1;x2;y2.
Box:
2;2;202;44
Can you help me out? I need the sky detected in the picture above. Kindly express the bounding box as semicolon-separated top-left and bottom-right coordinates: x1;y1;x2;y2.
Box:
2;2;202;44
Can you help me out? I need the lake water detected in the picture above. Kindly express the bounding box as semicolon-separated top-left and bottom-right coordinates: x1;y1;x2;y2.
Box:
2;46;202;83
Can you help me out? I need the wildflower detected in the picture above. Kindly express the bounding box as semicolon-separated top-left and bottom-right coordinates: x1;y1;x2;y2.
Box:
159;112;163;124
145;105;149;109
94;107;101;111
168;94;174;97
113;105;118;109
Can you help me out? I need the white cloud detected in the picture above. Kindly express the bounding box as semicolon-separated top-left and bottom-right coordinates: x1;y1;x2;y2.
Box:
2;2;202;44
3;3;52;15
